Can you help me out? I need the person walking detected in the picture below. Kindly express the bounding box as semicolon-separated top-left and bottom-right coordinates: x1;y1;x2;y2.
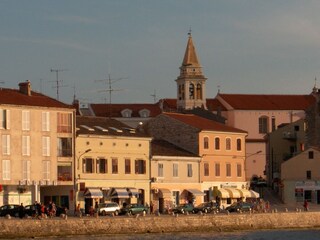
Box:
19;203;24;219
303;200;309;211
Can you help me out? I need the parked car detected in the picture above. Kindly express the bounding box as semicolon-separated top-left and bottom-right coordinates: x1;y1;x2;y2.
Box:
0;204;20;217
172;204;194;214
120;204;149;215
24;204;37;217
225;202;253;213
193;202;220;214
98;202;120;216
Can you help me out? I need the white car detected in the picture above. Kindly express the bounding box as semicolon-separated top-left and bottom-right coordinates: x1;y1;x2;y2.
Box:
98;202;120;216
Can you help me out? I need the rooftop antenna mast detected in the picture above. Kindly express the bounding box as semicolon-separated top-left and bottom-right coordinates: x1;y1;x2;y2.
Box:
95;74;127;118
50;68;68;100
150;89;157;103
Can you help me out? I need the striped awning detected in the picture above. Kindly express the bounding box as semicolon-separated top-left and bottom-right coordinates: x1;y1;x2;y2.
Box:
185;189;205;196
237;189;252;198
84;188;103;198
109;188;130;199
224;188;241;198
127;188;139;198
217;188;230;198
249;190;260;198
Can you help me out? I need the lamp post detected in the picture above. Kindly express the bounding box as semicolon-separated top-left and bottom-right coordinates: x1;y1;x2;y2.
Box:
74;149;91;211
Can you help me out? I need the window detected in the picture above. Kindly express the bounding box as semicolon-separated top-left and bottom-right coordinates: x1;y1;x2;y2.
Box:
2;135;10;155
97;158;107;174
181;84;185;100
215;137;220;150
215;163;220;177
308;151;314;159
158;163;163;177
226;163;231;177
135;159;146;174
112;158;118;174
187;164;193;177
237;139;242;151
306;170;312;180
173;163;178;177
139;109;150;118
204;162;209;176
0;109;10;129
42;161;50;180
83;158;94;173
125;159;131;174
226;138;231;150
22;136;30;156
196;83;202;99
271;116;276;132
57;112;72;133
22;160;31;180
57;138;72;157
57;162;72;181
237;164;242;177
121;109;132;118
204;137;209;149
259;116;268;134
42;112;50;131
42;136;50;156
22;111;30;131
189;83;194;99
2;160;10;180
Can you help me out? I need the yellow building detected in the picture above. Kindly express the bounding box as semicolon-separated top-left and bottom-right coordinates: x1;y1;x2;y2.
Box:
76;116;152;214
0;81;75;208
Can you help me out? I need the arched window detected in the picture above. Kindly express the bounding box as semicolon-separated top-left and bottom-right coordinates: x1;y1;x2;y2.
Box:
259;116;269;134
215;137;220;150
196;83;202;99
237;139;242;151
189;83;194;99
226;138;231;150
204;137;209;149
181;84;185;100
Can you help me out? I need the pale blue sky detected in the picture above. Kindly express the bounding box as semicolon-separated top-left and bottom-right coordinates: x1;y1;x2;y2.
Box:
1;0;320;104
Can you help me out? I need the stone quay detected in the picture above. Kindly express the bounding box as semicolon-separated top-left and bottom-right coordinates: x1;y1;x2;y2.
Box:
0;212;320;239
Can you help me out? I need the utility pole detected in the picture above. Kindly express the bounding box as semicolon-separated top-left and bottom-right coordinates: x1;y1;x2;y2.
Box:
50;68;68;100
95;74;127;118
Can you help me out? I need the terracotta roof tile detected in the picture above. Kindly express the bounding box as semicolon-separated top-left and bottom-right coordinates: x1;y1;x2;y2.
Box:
0;88;73;109
163;112;247;133
218;94;315;110
151;139;198;157
76;116;150;137
90;103;162;118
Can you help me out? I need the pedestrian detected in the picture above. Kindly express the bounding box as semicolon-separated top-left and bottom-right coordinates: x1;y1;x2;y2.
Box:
75;203;81;217
303;200;309;211
150;201;154;214
265;201;270;212
19;203;24;219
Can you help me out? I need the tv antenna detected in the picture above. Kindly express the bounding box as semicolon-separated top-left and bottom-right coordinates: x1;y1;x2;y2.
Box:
50;68;68;100
150;89;157;103
95;74;127;118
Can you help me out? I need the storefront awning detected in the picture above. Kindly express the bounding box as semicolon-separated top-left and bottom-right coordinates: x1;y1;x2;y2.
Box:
158;188;171;199
216;188;230;198
249;190;260;198
185;189;205;196
237;189;252;198
84;188;103;198
127;188;139;198
224;188;241;198
109;188;130;199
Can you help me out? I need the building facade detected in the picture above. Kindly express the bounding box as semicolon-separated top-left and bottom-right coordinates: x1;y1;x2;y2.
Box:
75;116;152;213
0;81;75;209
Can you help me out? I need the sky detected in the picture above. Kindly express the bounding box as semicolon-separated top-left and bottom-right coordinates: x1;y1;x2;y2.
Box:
1;0;320;105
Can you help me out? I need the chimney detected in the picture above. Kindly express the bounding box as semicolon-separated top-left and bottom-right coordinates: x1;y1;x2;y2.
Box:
19;80;31;96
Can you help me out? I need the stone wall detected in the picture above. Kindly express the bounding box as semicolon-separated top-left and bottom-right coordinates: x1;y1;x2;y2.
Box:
1;212;320;239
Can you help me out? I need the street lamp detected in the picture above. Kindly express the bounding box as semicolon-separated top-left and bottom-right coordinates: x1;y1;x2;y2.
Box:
73;148;92;212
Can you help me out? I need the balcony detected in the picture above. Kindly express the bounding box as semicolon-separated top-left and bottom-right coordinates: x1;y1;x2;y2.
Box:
282;131;297;140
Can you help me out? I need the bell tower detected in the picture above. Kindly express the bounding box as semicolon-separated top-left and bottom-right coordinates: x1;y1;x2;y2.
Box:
176;31;207;110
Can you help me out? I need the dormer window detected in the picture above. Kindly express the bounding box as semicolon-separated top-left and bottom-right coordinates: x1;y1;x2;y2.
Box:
121;109;132;118
139;109;150;118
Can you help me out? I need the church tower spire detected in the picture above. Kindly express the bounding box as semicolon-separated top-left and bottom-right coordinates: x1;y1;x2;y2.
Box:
176;31;207;110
